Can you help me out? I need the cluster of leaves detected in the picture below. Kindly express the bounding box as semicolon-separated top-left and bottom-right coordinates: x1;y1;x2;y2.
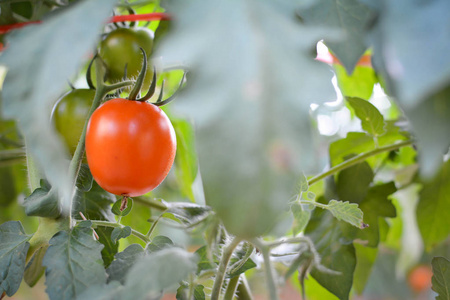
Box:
0;0;449;300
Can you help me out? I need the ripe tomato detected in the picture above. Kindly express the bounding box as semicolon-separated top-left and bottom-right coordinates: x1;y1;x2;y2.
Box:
52;89;95;155
85;98;176;196
408;265;433;292
99;27;154;89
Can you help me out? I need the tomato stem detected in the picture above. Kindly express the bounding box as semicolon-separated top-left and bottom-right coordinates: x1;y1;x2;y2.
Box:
146;210;166;238
224;275;241;300
75;219;150;244
210;237;242;300
236;275;254;300
79;212;99;240
307;139;414;186
132;196;167;210
251;238;279;300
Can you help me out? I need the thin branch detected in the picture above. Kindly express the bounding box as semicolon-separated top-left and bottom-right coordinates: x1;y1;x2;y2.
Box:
75;219;150;244
251;239;279;300
211;237;242;300
308;140;413;186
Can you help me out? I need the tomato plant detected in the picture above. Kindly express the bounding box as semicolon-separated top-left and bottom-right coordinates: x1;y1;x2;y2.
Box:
52;89;95;156
85;98;176;197
99;27;154;89
0;1;449;300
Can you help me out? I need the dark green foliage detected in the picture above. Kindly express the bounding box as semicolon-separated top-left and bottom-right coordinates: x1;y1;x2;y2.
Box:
0;221;31;297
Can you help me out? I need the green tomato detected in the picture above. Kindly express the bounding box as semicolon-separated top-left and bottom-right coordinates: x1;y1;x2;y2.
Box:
52;89;96;156
99;27;154;90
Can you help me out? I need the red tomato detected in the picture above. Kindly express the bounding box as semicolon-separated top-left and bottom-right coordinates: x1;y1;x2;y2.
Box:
85;98;176;196
408;265;433;292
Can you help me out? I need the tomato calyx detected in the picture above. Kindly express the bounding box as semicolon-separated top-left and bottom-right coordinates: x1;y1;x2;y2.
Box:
127;47;186;106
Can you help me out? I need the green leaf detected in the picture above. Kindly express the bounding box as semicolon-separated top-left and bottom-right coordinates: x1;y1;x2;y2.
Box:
228;243;257;278
164;202;212;227
291;202;311;235
158;0;336;238
336;160;374;204
431;256;450;300
347;97;386;137
111;198;133;217
122;248;197;299
110;226;132;244
76;164;93;192
106;244;145;284
72;181;116;221
72;182;117;267
146;235;174;253
172;118;199;202
327;200;365;228
305;201;356;300
330;132;374;166
194;246;216;274
23;179;61;218
97;227;118;268
353;244;378;294
352;182;397;247
298;0;374;73
329;122;408;166
334;64;377;100
176;283;205;300
298;172;309;192
405;85;450;177
0;221;31;297
368;0;450;176
369;0;450;108
42;221;106;300
285;250;314;281
24;245;48;287
361;252;412;298
0;0;118;212
417;160;450;250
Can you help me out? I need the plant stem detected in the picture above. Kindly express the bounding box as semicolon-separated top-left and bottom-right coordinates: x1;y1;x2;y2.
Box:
146;211;166;238
251;239;278;300
67;90;104;224
236;275;254;300
224;276;240;300
299;200;328;210
210;237;242;300
187;274;195;300
26;218;69;264
266;236;315;250
133;196;167;210
25;146;43;191
75;219;150;244
307;140;413;186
